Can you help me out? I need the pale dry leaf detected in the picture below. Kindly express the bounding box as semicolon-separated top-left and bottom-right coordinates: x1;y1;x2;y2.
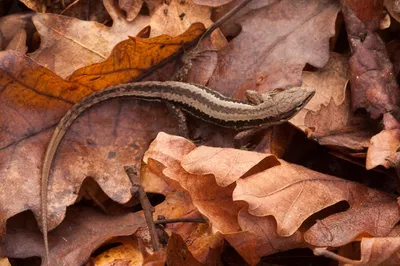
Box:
144;133;244;233
181;146;278;187
225;209;305;266
233;160;398;237
305;198;399;247
0;13;34;51
366;129;400;169
6;28;27;53
304;88;373;152
120;0;143;21
290;52;349;131
314;226;400;265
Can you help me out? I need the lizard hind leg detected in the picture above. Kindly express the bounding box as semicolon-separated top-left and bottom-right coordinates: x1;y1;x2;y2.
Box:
165;102;190;139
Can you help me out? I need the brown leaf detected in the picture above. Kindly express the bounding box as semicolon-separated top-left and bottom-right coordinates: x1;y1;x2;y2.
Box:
144;133;244;233
366;129;400;169
0;13;34;52
0;25;203;237
305;198;399;246
208;0;340;98
0;206;146;264
166;233;203;266
386;0;400;23
225;209;305;266
290;52;374;153
92;241;144;265
233;160;399;237
143;251;167;266
290;53;349;132
29;0;213;78
69;23;205;90
342;0;400;118
181;146;279;187
314;226;400;265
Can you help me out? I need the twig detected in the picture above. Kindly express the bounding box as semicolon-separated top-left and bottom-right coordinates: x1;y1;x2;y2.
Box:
154;218;207;225
124;165;161;251
199;0;253;42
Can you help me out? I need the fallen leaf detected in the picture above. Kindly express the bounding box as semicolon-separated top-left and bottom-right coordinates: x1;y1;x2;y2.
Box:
233;160;399;237
166;233;203;266
305;197;399;247
0;25;203;239
0;13;34;52
0;206;147;265
208;0;340;98
225;209;305;266
342;0;400;119
314;226;400;265
29;0;214;78
92;241;144;266
366;129;400;169
144;133;244;233
143;251;166;266
69;23;206;90
181;145;278;187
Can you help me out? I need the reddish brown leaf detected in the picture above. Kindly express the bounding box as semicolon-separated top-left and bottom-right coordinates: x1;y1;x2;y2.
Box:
166;233;204;266
0;206;146;264
0;24;204;238
342;0;400;118
208;0;339;98
143;251;167;266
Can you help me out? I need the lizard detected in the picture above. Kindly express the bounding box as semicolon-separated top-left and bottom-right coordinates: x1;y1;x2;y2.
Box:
41;81;315;264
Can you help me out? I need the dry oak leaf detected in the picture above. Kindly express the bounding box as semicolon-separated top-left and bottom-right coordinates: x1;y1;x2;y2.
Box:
0;24;204;238
166;233;204;266
69;23;205;90
0;13;34;52
0;50;92;237
233;160;399;238
143;251;167;266
290;53;349;132
314;225;400;265
342;0;400;119
144;132;276;234
154;191;224;264
366;128;400;169
92;241;144;265
304;192;399;247
224;209;305;266
386;0;400;23
0;206;147;265
290;52;374;153
207;0;340;99
29;0;213;78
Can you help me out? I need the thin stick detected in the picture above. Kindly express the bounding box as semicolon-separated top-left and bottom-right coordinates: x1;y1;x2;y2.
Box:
124;165;160;251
